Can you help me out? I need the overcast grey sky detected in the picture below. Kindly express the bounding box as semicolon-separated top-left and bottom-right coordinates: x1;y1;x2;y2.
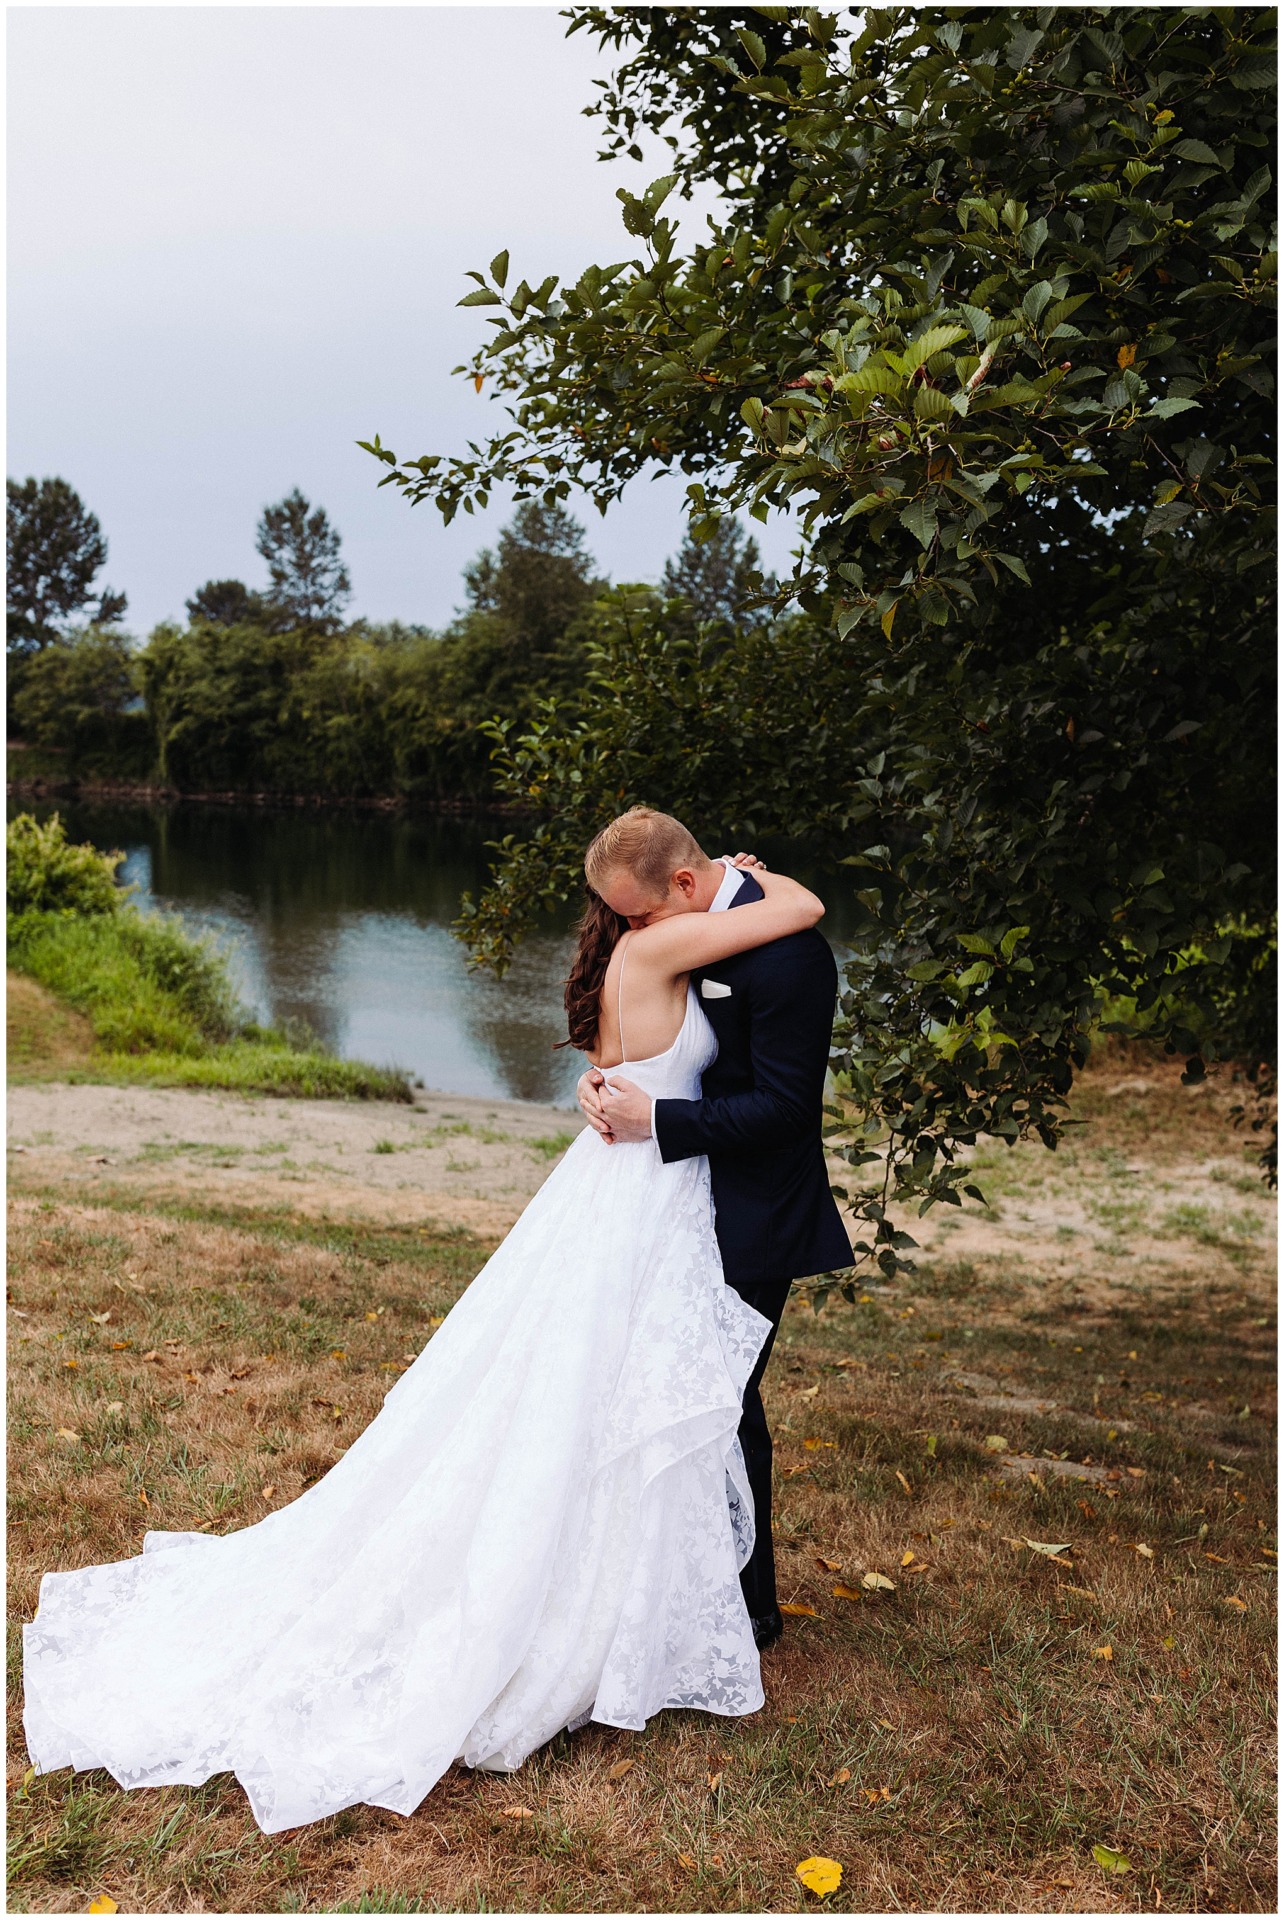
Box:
8;5;796;634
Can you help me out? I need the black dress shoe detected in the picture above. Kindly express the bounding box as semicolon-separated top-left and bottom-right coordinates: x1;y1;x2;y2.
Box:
751;1611;783;1651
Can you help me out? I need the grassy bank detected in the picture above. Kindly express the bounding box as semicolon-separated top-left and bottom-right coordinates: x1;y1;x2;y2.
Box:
7;814;412;1103
6;1051;1274;1913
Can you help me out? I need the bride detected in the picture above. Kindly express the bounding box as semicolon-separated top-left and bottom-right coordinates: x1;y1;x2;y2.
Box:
23;827;825;1835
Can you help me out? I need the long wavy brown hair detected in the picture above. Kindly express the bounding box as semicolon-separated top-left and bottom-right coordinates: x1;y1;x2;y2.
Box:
558;888;629;1054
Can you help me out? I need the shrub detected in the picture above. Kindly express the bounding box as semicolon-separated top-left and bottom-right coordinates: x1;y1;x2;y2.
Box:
6;812;125;917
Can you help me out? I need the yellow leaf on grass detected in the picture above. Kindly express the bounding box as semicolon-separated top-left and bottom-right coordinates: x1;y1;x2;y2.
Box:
1134;1542;1155;1559
707;1770;723;1792
1092;1842;1132;1874
803;1438;837;1451
1092;1644;1113;1661
815;1555;842;1572
828;1767;851;1787
104;1402;123;1415
781;1602;820;1617
863;1784;892;1803
861;1571;895;1592
895;1470;913;1496
55;1428;81;1442
86;1899;119;1914
330;1349;346;1361
1223;1595;1248;1610
500;1805;535;1819
984;1434;1008;1452
796;1856;844;1897
832;1583;863;1601
608;1759;634;1781
1024;1539;1073;1558
89;1311;111;1324
677;1852;696;1870
800;1384;820;1401
137;1490;149;1508
261;1485;276;1499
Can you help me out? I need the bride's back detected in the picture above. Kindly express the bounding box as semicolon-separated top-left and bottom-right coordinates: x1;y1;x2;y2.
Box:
588;933;692;1071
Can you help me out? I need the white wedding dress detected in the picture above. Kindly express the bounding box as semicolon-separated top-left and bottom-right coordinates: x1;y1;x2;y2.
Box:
23;986;771;1834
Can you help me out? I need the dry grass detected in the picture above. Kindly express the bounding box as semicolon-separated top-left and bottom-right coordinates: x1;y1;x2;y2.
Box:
7;1050;1276;1913
7;974;95;1081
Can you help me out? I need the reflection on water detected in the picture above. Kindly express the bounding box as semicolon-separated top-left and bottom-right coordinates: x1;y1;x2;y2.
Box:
9;800;864;1106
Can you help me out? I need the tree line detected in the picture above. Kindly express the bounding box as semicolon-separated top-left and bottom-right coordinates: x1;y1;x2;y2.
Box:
6;475;771;803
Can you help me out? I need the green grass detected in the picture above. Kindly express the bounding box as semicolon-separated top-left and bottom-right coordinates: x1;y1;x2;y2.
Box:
8;910;411;1103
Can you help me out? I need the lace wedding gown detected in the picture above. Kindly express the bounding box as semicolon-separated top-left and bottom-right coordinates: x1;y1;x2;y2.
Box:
23;987;770;1834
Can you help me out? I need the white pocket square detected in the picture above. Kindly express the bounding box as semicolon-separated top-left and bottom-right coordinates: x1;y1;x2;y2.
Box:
701;979;732;999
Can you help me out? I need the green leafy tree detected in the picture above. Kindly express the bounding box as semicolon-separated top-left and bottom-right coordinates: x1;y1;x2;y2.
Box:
12;627;151;778
256;489;351;628
185;578;277;628
7;477;127;657
366;5;1277;1261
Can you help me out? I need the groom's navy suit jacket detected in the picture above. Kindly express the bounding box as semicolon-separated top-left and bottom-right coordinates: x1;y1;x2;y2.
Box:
653;871;851;1288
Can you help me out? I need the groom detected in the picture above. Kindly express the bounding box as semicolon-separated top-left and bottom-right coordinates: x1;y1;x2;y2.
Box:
578;808;851;1651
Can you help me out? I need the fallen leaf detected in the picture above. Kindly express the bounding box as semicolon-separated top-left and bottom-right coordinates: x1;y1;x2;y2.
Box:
55;1428;81;1442
800;1383;820;1401
803;1438;837;1451
63;1358;78;1370
137;1490;149;1508
677;1852;696;1870
862;1784;892;1803
608;1759;634;1782
815;1555;842;1572
1077;1499;1098;1519
365;1311;380;1321
895;1469;913;1496
104;1402;123;1415
707;1770;722;1792
828;1767;851;1787
796;1856;843;1897
330;1349;346;1360
88;1311;111;1324
1203;1552;1229;1564
901;1550;915;1567
1222;1595;1248;1610
1092;1842;1132;1874
86;1899;119;1914
876;1718;896;1731
832;1583;863;1601
141;1350;162;1363
861;1571;895;1592
1057;1584;1098;1600
1092;1643;1113;1661
500;1805;535;1819
110;1341;132;1351
261;1485;276;1499
1134;1542;1155;1559
984;1434;1009;1452
1125;1466;1146;1478
1024;1539;1073;1559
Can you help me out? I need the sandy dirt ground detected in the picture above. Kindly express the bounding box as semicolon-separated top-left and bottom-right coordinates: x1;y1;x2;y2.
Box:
6;1082;585;1238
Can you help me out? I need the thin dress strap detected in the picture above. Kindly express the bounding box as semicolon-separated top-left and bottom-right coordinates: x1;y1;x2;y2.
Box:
616;930;634;1063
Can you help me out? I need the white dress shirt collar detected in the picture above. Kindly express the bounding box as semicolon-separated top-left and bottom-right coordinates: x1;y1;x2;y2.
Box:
709;859;748;915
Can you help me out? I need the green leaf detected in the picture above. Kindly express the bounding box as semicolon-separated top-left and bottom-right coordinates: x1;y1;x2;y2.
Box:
490;250;510;289
644;173;679;214
999;925;1031;961
736;27;767;71
913;385;957;422
1092;1846;1132;1876
906;325;968;370
1147;397;1201;420
899;499;939;548
1172;138;1222;166
996;553;1032;585
458;289;502;307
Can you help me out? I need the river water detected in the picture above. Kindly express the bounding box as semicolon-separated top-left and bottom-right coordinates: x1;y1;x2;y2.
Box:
11;800;863;1107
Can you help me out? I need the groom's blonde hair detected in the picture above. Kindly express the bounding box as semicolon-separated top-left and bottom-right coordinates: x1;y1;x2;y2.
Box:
585;806;710;899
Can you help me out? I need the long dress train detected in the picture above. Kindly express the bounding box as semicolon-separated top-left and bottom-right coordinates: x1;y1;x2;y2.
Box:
23;988;770;1834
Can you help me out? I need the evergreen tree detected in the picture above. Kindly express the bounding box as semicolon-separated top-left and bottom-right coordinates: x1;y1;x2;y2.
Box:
7;476;126;655
660;518;774;627
186;578;274;628
256;489;350;628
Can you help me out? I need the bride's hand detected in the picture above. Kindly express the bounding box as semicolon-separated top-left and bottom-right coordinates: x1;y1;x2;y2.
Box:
577;1068;614;1143
720;851;767;871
